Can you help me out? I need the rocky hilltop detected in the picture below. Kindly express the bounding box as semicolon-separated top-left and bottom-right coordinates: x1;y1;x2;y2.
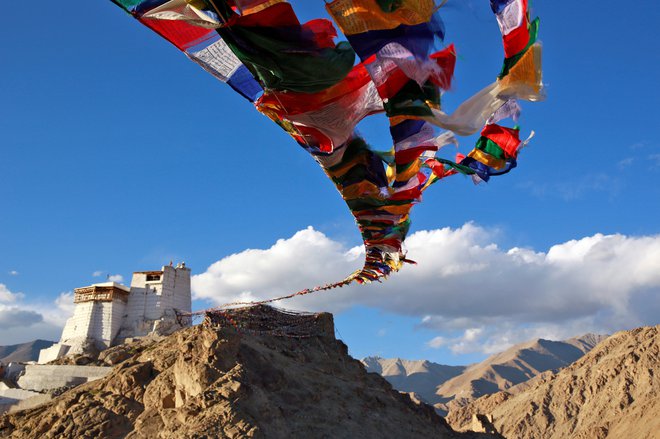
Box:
0;306;490;439
447;326;660;439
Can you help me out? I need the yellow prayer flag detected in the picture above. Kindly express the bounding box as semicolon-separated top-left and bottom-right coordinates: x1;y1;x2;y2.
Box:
386;162;396;185
468;149;507;170
326;0;435;35
381;204;413;215
499;43;543;98
420;173;438;191
395;160;421;182
238;0;286;16
342;180;383;200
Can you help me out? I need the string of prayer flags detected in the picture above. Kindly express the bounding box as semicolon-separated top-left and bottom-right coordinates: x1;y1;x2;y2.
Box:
105;0;544;300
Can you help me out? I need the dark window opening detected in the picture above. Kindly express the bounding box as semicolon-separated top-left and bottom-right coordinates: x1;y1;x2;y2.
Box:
146;274;161;282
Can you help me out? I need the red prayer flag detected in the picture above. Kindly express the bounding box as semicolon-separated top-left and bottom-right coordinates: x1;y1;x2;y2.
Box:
139;18;215;51
481;124;521;158
429;44;456;90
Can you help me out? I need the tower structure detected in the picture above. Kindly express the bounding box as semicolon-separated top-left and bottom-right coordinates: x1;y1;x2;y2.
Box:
38;264;191;364
117;263;191;341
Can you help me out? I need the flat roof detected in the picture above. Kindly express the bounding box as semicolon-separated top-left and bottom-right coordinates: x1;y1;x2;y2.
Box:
133;270;164;276
85;282;131;292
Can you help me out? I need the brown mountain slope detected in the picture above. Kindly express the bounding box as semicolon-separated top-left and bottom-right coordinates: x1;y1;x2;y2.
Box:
437;334;607;413
0;306;492;439
0;340;55;364
362;356;466;404
447;325;660;439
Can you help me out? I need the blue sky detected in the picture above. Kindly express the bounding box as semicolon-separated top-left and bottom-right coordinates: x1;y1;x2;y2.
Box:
1;1;659;365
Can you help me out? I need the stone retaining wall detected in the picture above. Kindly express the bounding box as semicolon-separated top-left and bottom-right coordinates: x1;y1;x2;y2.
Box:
17;365;111;392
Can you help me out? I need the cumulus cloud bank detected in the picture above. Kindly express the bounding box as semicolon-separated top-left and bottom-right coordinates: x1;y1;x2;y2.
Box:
0;284;41;338
0;308;43;330
193;227;361;306
0;284;73;344
0;284;23;303
192;224;660;354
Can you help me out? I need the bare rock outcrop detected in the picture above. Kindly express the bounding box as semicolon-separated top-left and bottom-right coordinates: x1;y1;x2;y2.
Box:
447;325;660;439
0;306;492;439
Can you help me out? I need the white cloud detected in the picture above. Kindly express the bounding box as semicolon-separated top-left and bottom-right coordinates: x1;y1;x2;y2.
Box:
427;336;448;349
442;327;485;354
0;284;23;303
108;274;124;283
427;319;616;355
0;306;43;330
192;226;360;309
9;270;19;276
0;286;74;345
193;224;660;354
0;285;47;341
53;292;76;322
89;271;124;284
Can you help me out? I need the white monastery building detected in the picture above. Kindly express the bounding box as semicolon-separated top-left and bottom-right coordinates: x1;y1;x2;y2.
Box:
39;263;191;364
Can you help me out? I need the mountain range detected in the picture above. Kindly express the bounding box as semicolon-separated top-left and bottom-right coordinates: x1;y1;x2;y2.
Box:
447;325;659;438
363;333;608;415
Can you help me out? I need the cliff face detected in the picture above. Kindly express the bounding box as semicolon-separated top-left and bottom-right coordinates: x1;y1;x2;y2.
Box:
0;307;489;439
447;326;660;439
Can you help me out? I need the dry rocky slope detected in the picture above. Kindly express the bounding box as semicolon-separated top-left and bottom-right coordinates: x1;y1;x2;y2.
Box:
447;325;660;439
364;334;606;415
438;334;607;413
0;307;492;439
